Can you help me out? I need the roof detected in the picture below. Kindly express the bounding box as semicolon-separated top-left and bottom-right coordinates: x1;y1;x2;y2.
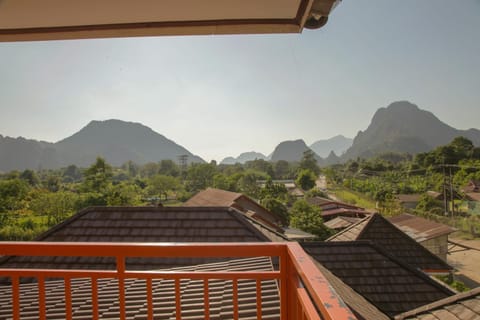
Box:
0;256;281;320
324;216;363;230
184;187;242;207
312;260;390;320
301;241;455;318
0;0;341;42
465;192;480;202
282;227;317;240
327;214;453;271
0;206;277;270
395;287;480;320
396;194;422;203
321;208;370;218
389;213;455;242
185;188;282;231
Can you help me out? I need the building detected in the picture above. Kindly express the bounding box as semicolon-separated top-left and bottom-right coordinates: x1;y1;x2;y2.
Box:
185;188;284;231
394;287;480;320
327;213;453;272
324;216;363;231
302;241;455;318
307;196;371;221
389;213;456;261
395;194;422;209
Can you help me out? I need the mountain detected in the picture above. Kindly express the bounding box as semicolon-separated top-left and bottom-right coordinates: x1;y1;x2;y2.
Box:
342;101;480;160
54;120;204;167
0;120;204;171
220;151;267;165
270;139;323;163
310;135;353;157
0;136;57;172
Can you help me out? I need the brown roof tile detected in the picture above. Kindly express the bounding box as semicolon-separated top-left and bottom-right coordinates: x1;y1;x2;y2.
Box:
185;188;283;231
389;214;456;242
0;206;278;271
301;241;455;318
327;214;453;271
395;287;480;320
324;216;363;230
0;257;280;320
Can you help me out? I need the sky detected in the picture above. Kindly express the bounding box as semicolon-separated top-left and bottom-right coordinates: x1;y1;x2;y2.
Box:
0;0;479;162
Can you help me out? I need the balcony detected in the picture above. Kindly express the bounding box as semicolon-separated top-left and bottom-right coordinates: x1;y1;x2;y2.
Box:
0;242;356;320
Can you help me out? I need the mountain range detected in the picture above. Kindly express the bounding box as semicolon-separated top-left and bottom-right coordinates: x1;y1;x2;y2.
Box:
1;101;479;172
0;120;204;172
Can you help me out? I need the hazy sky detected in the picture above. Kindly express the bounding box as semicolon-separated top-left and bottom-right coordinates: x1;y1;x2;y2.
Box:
0;0;479;162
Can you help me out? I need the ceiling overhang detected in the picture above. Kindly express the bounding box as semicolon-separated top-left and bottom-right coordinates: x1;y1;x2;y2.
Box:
0;0;340;42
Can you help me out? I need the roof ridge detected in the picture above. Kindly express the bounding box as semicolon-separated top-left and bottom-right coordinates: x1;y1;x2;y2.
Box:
394;286;480;319
325;214;372;241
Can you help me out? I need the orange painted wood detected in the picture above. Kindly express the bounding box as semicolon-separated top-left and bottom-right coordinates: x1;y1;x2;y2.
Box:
11;276;20;320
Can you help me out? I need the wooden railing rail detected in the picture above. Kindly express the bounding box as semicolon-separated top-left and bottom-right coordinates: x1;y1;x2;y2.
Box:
0;242;356;320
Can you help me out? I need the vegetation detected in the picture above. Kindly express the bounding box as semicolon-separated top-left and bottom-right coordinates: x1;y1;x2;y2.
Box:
324;136;480;237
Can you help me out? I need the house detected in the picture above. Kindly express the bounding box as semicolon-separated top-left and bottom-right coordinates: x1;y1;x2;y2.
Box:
389;213;456;261
327;213;453;272
0;206;287;271
463;179;480;193
307;196;370;221
324;216;363;231
302;241;455;318
185;188;284;231
394;287;480;320
257;179;305;198
395;194;422;209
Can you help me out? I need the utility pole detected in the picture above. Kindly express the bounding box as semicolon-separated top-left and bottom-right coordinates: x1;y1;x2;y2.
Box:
443;161;449;216
449;166;455;217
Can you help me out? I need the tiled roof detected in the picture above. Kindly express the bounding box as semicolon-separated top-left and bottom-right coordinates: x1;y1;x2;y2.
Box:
184;188;282;231
301;241;455;318
184;188;241;207
307;197;363;210
321;208;370;218
0;257;280;320
389;214;455;242
311;260;390;320
324;216;363;230
395;287;480;320
0;206;276;271
327;214;453;271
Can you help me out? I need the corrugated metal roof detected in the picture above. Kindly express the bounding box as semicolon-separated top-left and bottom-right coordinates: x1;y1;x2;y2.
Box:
0;256;280;320
395;287;480;320
389;213;455;242
0;206;278;271
324;216;363;230
327;214;453;271
302;241;455;318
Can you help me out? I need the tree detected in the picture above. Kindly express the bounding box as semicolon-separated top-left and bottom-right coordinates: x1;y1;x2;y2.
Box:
82;157;113;193
295;169;316;191
289;199;333;240
273;160;291;179
261;196;289;226
186;163;216;192
147;174;181;200
299;150;320;176
29;191;79;226
158;160;180;177
19;169;39;186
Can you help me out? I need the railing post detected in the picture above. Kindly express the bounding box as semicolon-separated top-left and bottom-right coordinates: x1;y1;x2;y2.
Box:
116;256;126;320
12;276;20;320
280;246;288;320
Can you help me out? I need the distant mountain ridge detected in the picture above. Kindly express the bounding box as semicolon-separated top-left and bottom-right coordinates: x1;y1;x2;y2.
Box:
269;139;323;164
0;120;204;171
309;135;352;157
220;152;267;165
342;101;480;160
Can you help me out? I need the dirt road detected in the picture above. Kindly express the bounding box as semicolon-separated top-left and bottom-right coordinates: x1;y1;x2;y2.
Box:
448;237;480;288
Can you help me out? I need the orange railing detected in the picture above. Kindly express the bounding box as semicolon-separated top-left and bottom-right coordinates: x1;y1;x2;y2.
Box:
0;242;356;320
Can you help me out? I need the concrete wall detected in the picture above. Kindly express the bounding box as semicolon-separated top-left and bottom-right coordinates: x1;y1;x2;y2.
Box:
421;235;448;262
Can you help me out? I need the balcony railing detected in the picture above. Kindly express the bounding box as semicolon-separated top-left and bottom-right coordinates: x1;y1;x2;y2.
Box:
0;242;356;320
